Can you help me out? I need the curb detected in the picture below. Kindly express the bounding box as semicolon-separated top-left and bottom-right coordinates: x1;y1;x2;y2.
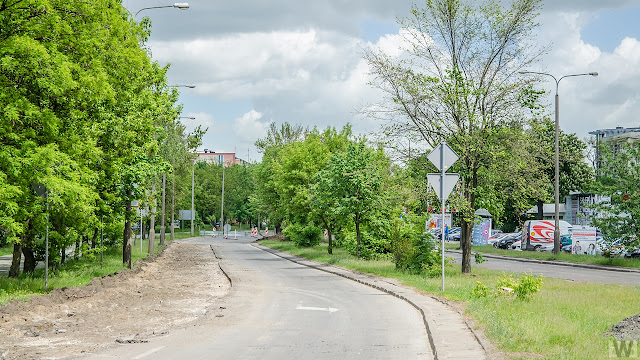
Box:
446;249;640;274
253;242;489;360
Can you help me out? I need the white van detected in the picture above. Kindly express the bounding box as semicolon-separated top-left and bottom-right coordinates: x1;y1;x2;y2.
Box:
521;220;572;251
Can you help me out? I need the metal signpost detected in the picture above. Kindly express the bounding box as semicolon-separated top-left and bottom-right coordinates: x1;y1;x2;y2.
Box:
427;142;459;291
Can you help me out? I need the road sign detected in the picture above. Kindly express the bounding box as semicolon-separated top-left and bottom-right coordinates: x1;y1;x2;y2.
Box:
426;141;459;292
427;173;460;201
427;142;458;171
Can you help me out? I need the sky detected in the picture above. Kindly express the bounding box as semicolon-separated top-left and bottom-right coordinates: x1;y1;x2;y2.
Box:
123;0;640;162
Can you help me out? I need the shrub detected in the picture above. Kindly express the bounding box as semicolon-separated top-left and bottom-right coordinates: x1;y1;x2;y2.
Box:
283;223;322;247
395;231;441;275
472;281;489;298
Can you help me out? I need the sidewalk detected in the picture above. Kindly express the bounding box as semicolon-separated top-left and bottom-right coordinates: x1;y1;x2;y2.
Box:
253;243;489;360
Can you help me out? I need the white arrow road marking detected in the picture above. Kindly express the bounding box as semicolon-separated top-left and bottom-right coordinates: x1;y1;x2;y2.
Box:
131;346;165;359
296;305;339;313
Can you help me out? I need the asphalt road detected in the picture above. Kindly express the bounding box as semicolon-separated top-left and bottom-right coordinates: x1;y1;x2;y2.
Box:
446;251;640;287
86;236;432;360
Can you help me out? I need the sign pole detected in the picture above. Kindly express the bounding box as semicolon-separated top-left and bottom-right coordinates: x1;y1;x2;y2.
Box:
440;143;445;292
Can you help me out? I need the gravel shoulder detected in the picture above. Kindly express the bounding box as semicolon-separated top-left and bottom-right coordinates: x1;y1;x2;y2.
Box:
0;241;231;360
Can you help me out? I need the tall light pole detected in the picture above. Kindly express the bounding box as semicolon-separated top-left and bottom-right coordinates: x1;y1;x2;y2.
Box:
520;70;598;254
134;3;190;18
221;161;225;236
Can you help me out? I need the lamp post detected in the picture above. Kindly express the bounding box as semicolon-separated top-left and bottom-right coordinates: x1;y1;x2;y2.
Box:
134;3;190;18
519;70;598;254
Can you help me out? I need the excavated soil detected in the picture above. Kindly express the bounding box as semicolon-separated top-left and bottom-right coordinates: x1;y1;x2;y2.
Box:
0;242;230;360
608;313;640;340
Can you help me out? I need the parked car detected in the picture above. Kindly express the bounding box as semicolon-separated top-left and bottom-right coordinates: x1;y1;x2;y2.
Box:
488;233;509;246
494;232;520;249
626;248;640;258
447;227;461;241
511;240;521;250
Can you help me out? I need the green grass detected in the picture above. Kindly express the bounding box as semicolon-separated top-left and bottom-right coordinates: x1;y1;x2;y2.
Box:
445;243;640;269
0;245;12;256
0;238;166;305
261;240;640;360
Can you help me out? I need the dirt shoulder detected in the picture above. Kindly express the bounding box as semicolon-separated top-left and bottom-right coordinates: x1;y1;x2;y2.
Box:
0;242;231;360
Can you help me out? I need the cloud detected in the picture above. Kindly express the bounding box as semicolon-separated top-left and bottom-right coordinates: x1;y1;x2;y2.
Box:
183;111;214;133
233;110;271;141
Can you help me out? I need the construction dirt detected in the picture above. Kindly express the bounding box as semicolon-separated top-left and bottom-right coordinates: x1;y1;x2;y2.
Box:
0;242;231;360
608;313;640;341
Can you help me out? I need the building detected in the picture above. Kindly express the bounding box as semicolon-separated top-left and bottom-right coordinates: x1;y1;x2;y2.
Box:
589;126;640;168
526;203;566;221
195;149;246;167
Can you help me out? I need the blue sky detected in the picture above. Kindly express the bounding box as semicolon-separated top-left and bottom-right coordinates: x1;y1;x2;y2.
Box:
123;0;640;162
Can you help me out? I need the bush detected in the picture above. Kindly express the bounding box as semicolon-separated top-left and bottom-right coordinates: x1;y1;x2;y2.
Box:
475;273;544;301
283;223;322;247
472;281;490;298
395;231;441;275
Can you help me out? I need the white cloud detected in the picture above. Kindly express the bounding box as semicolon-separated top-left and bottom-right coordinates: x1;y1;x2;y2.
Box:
233;110;271;142
183;111;215;133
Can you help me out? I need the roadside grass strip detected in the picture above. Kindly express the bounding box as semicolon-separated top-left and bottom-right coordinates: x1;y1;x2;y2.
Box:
0;238;166;305
261;240;640;360
445;243;640;269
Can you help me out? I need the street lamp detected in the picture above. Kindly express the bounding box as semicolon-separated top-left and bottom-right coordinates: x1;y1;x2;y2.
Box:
134;3;190;18
519;70;598;254
175;84;196;89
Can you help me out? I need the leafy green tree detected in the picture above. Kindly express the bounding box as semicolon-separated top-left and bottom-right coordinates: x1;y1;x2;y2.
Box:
319;143;384;258
364;0;545;272
590;144;640;250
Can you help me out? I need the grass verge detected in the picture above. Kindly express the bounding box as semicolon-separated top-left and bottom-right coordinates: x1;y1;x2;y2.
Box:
0;238;167;305
261;240;640;360
445;242;640;269
0;245;12;257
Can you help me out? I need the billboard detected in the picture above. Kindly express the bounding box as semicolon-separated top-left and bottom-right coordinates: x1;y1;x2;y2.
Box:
427;214;452;231
472;218;492;245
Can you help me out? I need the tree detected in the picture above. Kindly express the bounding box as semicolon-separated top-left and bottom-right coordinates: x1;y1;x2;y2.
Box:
590;144;640;250
320;143;384;258
364;0;545;272
526;118;594;219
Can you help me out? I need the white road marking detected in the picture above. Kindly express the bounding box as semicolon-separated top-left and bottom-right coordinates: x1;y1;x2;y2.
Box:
296;305;339;313
131;346;165;359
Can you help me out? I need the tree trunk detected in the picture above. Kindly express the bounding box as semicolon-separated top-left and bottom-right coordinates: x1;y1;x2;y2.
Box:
160;173;166;246
22;246;36;273
8;243;21;278
355;217;361;259
327;226;333;255
91;228;98;249
61;247;66;264
149;183;156;254
536;200;544;220
460;219;472;273
171;175;175;241
123;194;133;269
74;237;80;260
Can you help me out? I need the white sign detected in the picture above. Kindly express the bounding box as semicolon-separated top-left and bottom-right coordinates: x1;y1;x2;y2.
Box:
427;142;459;171
427;173;460;201
571;226;597;255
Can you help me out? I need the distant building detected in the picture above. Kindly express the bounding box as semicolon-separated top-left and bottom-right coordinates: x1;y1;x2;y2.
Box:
589;126;640;168
195;149;246;167
526;203;566;221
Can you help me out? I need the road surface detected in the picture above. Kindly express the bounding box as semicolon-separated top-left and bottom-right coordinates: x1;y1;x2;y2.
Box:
86;236;433;359
446;251;640;287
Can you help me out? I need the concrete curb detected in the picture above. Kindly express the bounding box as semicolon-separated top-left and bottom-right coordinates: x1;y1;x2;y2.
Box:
446;249;640;274
253;242;488;360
